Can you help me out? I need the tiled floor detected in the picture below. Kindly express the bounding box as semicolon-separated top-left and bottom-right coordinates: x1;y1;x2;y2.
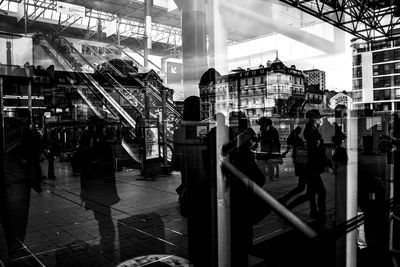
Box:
1;155;336;266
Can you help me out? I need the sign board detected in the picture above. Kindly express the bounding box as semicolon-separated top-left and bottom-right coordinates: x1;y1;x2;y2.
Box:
145;127;159;159
166;62;182;84
56;1;86;17
105;19;117;37
329;93;353;110
16;3;24;22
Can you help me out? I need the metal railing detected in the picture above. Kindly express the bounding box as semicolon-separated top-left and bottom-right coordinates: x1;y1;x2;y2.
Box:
220;158;318;239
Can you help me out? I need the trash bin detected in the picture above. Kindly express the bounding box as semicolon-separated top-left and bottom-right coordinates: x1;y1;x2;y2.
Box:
363;136;373;154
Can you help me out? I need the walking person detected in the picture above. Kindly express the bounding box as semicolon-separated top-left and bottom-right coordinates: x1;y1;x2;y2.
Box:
319;117;336;171
279;126;315;211
304;118;327;224
257;117;281;181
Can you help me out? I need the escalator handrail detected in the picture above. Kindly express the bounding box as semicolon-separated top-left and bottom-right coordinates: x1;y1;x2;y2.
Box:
111;44;161;72
84;44;126;77
133;77;181;118
72;40;150;119
39;39;72;71
105;73;145;109
53;36;138;130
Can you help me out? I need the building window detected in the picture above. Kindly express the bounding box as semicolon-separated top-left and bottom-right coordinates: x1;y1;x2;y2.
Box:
373;49;400;63
353;55;362;66
373;76;392;88
353;79;363;90
353;67;362;78
395;88;400;98
245;79;248;85
260;77;264;84
395;76;400;86
371;40;391;51
373;89;392;100
353;91;362;102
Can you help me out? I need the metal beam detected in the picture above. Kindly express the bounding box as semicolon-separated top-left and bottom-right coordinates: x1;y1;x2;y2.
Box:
278;0;400;41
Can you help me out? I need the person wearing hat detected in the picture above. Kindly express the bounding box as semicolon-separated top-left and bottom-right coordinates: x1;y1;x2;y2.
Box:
257;117;281;181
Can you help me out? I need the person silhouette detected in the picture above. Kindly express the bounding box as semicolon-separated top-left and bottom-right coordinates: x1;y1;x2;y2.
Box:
222;111;269;267
79;118;120;254
280;126;312;209
319;117;336;170
304;119;327;224
257;117;281;181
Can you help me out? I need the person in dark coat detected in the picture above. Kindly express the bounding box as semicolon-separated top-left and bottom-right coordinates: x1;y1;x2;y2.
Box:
280;126;311;209
258;117;281;181
79;118;119;252
222;112;269;267
304;119;327;223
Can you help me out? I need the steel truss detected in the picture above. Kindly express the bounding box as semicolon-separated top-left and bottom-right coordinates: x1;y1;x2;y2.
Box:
1;0;181;48
278;0;400;41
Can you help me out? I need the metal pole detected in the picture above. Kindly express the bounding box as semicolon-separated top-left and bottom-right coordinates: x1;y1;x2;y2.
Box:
117;18;121;47
162;88;168;167
144;0;152;71
27;76;32;126
0;77;5;194
24;0;28;34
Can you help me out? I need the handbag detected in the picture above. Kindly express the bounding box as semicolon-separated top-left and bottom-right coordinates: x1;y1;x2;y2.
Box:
295;148;308;164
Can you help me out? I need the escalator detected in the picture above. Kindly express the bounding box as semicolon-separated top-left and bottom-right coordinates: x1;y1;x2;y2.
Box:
75;40;179;161
85;42;180;139
76;84;141;167
37;35;142;166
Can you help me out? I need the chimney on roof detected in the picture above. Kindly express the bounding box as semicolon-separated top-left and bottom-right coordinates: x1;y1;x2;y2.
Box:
291;65;296;69
267;60;272;67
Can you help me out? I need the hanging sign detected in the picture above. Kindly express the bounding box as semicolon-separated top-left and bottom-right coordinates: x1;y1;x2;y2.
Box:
329;92;353;110
56;1;86;17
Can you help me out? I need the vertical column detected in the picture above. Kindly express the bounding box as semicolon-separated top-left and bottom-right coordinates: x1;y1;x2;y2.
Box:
346;116;358;267
161;88;168;167
27;78;32;126
335;115;358;267
24;0;28;34
181;0;208;98
208;1;230;265
0;77;5;195
144;0;153;71
117;18;121;47
208;0;228;74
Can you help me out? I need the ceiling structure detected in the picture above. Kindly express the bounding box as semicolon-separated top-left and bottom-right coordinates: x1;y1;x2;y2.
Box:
278;0;400;41
0;0;399;59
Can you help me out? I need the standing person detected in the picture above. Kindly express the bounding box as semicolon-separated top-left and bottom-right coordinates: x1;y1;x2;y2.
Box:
222;112;268;267
319;117;336;170
79;117;119;253
304;119;327;224
258;117;281;181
